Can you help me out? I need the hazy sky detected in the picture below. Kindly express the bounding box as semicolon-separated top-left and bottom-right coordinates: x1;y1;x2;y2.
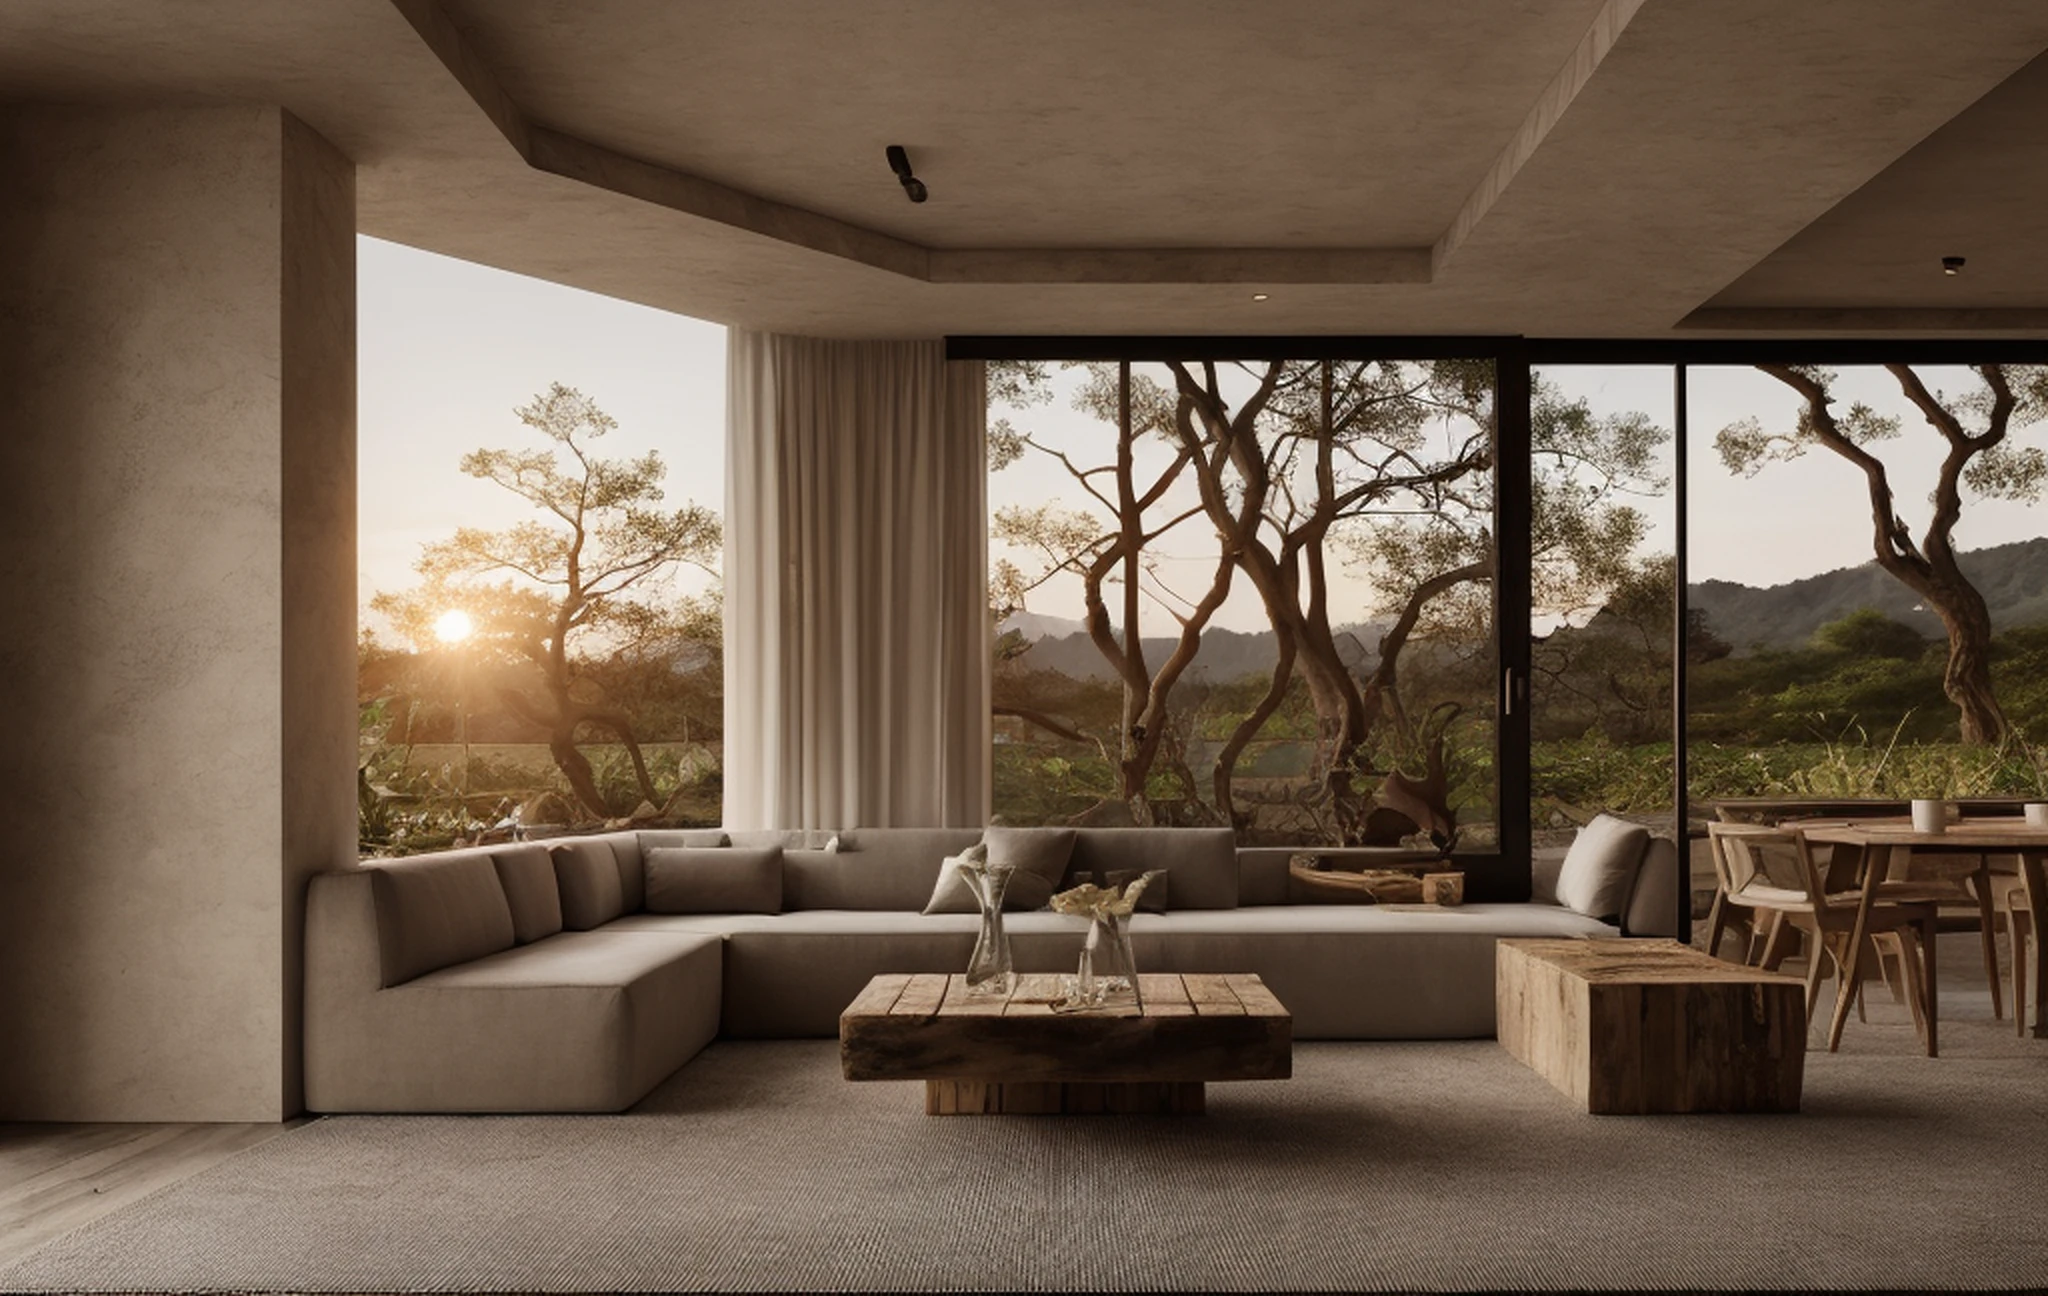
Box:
358;236;726;640
988;359;2048;636
359;239;2045;642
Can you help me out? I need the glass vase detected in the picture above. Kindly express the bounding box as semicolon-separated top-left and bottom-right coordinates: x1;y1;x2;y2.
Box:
961;864;1017;996
1076;911;1143;1010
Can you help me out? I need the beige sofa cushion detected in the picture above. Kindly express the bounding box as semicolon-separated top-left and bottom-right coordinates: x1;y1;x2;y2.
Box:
1622;836;1681;937
1556;814;1649;921
312;930;722;1113
801;828;983;910
367;854;516;987
487;844;563;944
983;827;1076;909
645;846;783;914
1071;827;1239;909
551;840;625;930
598;834;646;911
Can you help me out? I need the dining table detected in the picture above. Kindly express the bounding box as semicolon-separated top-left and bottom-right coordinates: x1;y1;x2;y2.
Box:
1797;817;2048;1055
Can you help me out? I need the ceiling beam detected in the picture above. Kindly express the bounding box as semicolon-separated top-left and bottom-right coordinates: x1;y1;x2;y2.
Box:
1434;0;1647;275
386;0;1432;287
1680;307;2048;332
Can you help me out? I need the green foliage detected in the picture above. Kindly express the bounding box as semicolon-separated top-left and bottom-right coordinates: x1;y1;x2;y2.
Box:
1686;731;2048;801
1681;607;2027;746
357;692;489;855
1811;608;1930;660
1531;733;1675;819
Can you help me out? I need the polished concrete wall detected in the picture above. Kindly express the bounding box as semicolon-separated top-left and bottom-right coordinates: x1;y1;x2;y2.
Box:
0;106;355;1120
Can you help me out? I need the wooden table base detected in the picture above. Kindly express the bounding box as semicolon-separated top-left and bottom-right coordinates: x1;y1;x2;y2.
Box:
926;1080;1205;1116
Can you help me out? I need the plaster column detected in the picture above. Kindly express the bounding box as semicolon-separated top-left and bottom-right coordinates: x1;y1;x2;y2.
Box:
0;105;355;1121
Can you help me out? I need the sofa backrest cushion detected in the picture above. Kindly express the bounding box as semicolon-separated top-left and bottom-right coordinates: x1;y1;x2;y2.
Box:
1556;814;1650;921
1235;850;1294;907
1622;836;1681;937
367;853;516;987
1531;847;1568;906
1069;828;1238;909
487;844;563;944
637;828;733;849
801;828;983;910
645;846;784;914
550;839;625;929
570;831;647;911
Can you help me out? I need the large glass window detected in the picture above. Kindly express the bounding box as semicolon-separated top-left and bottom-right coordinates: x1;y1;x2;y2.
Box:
1686;363;2048;808
356;237;727;855
989;357;1498;849
1526;367;1677;848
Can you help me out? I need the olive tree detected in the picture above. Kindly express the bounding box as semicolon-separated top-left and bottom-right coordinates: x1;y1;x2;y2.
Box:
1718;364;2048;744
373;383;720;818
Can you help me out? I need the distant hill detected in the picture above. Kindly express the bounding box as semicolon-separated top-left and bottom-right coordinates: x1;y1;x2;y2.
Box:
1689;537;2048;653
1002;619;1379;684
997;538;2048;678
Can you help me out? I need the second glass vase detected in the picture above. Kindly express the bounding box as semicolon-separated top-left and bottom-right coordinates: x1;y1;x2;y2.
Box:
1075;911;1143;1010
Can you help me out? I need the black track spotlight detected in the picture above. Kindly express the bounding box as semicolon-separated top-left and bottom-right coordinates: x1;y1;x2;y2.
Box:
1942;255;1966;276
886;145;927;203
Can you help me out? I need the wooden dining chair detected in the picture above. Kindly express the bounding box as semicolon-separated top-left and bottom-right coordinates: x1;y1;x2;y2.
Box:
1992;871;2034;1038
1705;822;1946;1052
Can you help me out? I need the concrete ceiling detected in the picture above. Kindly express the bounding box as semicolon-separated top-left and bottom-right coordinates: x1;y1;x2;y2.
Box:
2;0;2047;339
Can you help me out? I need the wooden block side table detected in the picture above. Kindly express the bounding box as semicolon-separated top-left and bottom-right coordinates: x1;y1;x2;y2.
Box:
1497;938;1806;1114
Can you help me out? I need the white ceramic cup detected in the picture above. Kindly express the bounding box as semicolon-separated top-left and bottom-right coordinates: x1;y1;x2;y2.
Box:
2026;803;2048;828
1910;798;1948;834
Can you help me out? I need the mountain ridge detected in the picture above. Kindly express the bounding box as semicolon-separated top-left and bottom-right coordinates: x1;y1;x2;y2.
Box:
999;537;2048;681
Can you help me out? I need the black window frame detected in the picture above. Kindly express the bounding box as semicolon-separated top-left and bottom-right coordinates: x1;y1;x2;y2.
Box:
953;334;2048;936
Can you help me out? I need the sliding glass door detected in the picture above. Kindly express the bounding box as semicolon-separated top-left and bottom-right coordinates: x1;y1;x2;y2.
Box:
987;352;1500;853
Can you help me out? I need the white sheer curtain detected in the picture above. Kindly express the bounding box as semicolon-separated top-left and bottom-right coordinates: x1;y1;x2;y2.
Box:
724;331;990;830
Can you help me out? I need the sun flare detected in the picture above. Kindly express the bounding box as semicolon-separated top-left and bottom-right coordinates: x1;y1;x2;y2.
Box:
432;609;474;644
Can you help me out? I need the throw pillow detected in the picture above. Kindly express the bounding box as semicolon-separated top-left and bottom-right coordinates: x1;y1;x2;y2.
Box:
674;830;730;848
1555;814;1651;921
982;826;1077;910
644;846;784;914
922;841;988;915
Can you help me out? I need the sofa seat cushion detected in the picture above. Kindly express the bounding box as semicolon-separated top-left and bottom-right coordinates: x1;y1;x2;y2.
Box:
1155;903;1614;937
602;911;786;938
314;930;722;1113
405;929;713;990
1154;903;1613;1039
718;909;1173;1037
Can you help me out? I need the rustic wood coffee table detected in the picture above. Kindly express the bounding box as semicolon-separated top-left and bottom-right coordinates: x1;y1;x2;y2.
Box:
1497;938;1806;1114
840;972;1291;1115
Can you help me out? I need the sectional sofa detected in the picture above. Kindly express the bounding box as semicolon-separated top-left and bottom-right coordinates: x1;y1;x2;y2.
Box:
304;825;1679;1112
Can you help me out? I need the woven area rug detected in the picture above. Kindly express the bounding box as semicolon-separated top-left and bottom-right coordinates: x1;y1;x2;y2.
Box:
6;1015;2048;1293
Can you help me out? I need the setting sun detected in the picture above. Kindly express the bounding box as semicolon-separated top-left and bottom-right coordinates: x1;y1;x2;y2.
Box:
432;609;473;644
